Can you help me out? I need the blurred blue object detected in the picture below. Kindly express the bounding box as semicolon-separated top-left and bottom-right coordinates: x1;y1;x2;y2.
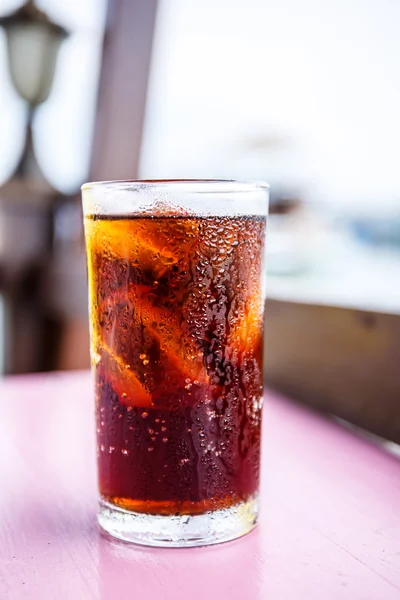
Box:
350;215;400;248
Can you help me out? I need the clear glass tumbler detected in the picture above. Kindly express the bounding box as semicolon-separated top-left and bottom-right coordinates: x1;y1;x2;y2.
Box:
82;180;269;546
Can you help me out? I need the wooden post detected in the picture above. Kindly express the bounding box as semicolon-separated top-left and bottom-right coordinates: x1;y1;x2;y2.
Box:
89;0;159;181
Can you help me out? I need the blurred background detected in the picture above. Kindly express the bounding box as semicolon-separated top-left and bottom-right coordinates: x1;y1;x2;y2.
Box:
0;0;399;439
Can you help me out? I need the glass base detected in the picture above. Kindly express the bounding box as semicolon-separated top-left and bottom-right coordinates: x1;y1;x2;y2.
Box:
98;496;259;547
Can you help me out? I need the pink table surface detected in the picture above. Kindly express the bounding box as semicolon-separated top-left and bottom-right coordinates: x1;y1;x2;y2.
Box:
0;371;399;600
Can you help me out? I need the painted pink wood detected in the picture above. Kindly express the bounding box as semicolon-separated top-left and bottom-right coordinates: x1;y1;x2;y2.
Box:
0;371;399;599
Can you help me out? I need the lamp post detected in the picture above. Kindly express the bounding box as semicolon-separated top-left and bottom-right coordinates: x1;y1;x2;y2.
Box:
0;1;68;374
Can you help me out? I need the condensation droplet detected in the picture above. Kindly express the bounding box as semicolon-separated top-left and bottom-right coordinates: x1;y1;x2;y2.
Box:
92;351;101;365
142;412;148;419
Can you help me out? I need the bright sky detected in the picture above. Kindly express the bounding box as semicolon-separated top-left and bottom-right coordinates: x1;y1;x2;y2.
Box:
141;0;400;206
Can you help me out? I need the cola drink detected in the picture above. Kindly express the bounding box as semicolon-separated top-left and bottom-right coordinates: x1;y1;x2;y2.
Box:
85;212;266;517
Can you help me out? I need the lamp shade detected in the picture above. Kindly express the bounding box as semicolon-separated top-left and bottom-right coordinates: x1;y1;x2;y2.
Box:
0;1;68;106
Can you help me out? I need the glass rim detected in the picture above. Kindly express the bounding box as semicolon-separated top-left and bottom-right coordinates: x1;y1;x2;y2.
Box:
81;178;270;194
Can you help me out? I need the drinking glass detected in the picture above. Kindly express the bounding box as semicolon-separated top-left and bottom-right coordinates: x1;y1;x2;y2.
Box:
82;180;269;546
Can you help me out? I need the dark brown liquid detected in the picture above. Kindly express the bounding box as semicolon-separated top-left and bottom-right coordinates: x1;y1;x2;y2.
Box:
85;213;266;515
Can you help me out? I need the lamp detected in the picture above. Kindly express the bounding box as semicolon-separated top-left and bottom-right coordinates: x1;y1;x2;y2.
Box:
0;0;68;105
0;0;69;180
